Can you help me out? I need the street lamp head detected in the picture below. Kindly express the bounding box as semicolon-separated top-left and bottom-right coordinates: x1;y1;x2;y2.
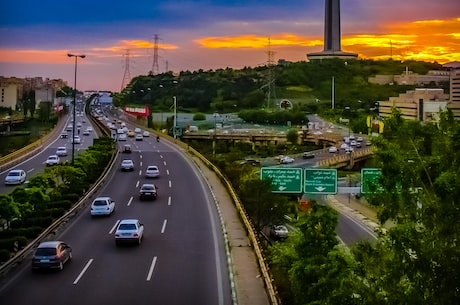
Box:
68;53;86;58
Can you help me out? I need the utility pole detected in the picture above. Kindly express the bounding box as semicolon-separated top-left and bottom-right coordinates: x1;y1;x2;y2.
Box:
266;37;276;110
152;34;160;75
121;49;132;91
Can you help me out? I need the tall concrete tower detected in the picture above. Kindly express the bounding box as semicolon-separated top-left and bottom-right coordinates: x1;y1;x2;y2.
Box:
307;0;357;60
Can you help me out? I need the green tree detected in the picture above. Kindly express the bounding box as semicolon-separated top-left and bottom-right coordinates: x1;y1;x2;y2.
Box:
238;179;289;233
353;109;460;304
0;195;19;227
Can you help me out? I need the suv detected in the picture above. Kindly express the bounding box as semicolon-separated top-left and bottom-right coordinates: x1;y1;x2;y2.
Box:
139;183;158;200
31;241;72;271
90;196;115;216
122;144;132;153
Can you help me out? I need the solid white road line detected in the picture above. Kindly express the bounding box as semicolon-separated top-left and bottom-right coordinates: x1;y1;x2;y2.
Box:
146;256;157;281
73;259;94;284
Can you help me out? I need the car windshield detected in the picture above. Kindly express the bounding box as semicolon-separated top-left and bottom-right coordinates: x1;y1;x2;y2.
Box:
147;167;157;171
118;223;136;230
35;248;56;256
93;200;108;206
9;172;20;176
142;185;154;191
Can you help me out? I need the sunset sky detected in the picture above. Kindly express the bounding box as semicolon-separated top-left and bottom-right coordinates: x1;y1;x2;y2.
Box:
1;0;459;92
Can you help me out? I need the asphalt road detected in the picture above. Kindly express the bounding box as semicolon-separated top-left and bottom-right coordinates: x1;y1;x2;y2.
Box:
0;119;232;305
0;115;96;194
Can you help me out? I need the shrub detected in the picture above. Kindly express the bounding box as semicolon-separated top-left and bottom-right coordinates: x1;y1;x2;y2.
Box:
193;113;206;120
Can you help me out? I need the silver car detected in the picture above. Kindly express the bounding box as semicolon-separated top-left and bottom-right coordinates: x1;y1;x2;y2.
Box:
145;165;160;178
121;159;134;171
4;169;26;185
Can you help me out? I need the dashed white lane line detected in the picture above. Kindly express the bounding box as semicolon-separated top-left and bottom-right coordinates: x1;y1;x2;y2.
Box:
168;196;171;206
146;256;157;281
73;259;94;284
110;220;120;234
161;219;167;233
168;180;172;188
166;169;170;176
127;196;133;206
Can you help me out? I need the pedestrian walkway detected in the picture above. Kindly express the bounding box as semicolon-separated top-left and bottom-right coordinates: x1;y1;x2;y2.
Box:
189;155;271;305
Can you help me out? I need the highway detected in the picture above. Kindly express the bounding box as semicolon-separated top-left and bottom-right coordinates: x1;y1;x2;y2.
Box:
0;115;96;194
0;115;232;305
0;109;377;304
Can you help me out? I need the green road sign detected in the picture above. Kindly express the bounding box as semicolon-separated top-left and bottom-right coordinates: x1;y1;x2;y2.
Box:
361;168;382;193
304;168;337;194
260;167;303;193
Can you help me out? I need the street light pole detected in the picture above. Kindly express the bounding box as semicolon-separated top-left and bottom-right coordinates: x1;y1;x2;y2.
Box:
173;96;177;139
67;53;86;165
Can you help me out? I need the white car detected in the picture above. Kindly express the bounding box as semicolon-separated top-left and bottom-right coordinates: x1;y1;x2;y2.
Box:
142;131;150;137
86;126;93;132
135;134;143;141
145;165;160;178
115;219;144;246
72;136;81;144
134;127;141;134
4;169;26;185
90;196;115;216
121;159;134;171
340;143;348;150
82;129;90;136
56;146;68;156
118;133;127;141
328;146;338;153
45;155;60;166
280;156;294;164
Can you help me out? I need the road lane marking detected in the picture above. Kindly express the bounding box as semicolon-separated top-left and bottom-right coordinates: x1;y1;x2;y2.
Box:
168;196;171;206
169;180;172;188
161;219;167;233
27;168;34;173
146;256;157;281
110;220;120;234
140;161;143;167
166;169;170;176
138;170;142;176
163;161;167;166
127;196;133;206
136;180;140;188
73;259;94;284
160;155;163;159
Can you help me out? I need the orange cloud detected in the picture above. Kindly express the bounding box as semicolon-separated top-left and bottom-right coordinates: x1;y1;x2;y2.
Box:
196;34;321;49
0;49;71;64
196;17;459;64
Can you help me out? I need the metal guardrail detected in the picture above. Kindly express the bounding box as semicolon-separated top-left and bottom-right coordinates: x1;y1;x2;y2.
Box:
0;123;62;172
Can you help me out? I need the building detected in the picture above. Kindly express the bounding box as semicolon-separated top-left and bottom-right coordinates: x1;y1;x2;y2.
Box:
378;88;449;122
307;0;358;61
0;77;23;110
445;62;460;119
369;67;451;86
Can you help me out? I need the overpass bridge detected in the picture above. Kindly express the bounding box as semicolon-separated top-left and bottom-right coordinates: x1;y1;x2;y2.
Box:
180;130;341;146
181;130;374;169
